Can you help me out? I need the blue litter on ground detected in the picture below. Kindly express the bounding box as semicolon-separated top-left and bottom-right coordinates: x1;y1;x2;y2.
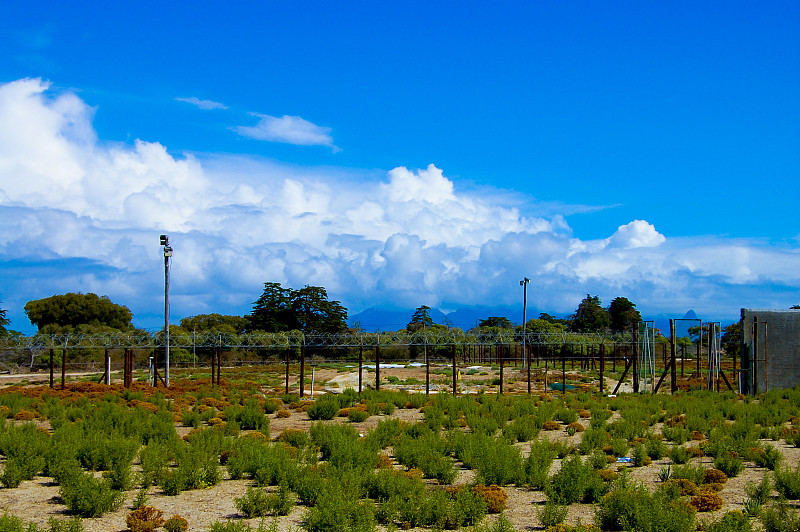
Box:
548;382;577;391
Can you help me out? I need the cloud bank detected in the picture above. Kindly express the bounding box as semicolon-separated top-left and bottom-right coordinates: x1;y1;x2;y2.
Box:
0;78;798;331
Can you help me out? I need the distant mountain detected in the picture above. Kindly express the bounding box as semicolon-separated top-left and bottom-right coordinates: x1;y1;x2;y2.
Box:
683;310;698;319
348;305;538;332
443;305;530;331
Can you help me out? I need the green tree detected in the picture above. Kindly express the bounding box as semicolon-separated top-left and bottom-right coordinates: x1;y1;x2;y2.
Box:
517;318;567;335
247;283;347;334
247;282;293;332
291;285;348;333
539;313;568;326
479;316;513;329
607;297;642;333
24;293;132;333
407;305;434;332
721;322;742;358
0;298;9;336
179;314;248;334
568;294;609;333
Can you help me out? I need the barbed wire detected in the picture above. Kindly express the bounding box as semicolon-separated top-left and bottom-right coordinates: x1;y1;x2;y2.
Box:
0;330;638;350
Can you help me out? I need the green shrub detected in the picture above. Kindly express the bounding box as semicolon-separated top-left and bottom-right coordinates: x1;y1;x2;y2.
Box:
546;455;605;504
523;440;558;490
363;418;405;450
646;438;668;460
672;463;707;486
775;464;800;500
537;499;568;527
163;515;189;532
714;450;745;478
595;484;696;532
556;408;578;425
209;521;255;532
302;483;377;532
663;426;690;445
0;423;48;486
760;498;800;532
46;516;85;532
745;473;771;509
578;427;611;454
307;396;340;421
632;444;651;467
60;472;123;517
503;415;541;442
754;444;783;471
385;486;487;529
0;514;29;532
138;441;174;488
669;445;690;465
225;398;270;431
181;410;202;428
450;431;522;487
235;487;272;518
700;510;753;532
226;436;297;484
365;469;425;502
348;409;369;423
310;423;376;471
394;430;455;484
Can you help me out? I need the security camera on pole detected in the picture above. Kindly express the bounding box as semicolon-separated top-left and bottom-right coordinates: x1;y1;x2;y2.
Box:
520;277;530;369
160;234;173;387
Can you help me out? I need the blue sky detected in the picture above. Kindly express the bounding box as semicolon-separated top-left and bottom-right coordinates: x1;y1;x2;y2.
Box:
1;1;798;333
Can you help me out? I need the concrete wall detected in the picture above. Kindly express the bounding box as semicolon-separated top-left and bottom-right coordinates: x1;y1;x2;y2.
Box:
741;309;800;393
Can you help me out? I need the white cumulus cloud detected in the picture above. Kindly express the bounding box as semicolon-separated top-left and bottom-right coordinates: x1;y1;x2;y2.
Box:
607;220;666;249
0;78;798;331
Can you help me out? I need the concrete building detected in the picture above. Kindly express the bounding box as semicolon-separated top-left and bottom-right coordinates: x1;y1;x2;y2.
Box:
740;308;800;393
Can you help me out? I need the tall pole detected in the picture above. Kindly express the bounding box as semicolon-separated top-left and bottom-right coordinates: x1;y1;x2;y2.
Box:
160;235;173;387
520;277;530;368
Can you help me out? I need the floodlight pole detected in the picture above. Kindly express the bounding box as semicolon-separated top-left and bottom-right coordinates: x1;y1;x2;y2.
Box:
160;235;173;387
520;277;530;368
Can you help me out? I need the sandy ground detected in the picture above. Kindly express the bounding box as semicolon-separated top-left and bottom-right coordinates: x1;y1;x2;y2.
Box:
0;365;794;531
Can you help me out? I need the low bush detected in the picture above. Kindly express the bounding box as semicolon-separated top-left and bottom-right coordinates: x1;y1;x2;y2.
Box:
522;440;558;490
714;450;745;478
595;484;696;532
704;468;728;485
632;444;652;467
473;484;508;513
163;515;189;532
234;483;293;518
546;455;605;504
537;500;568;527
235;487;272;518
672;464;707;486
302;483;377;532
775;464;800;500
691;490;724;512
753;444;783;471
701;510;753;532
126;506;165;532
306;396;340;421
348;408;369;423
394;430;455;484
760;498;800;532
450;431;522;486
669;445;690;464
60;472;123;518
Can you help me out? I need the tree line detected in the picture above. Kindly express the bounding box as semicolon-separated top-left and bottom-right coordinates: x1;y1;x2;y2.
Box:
2;289;792;360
